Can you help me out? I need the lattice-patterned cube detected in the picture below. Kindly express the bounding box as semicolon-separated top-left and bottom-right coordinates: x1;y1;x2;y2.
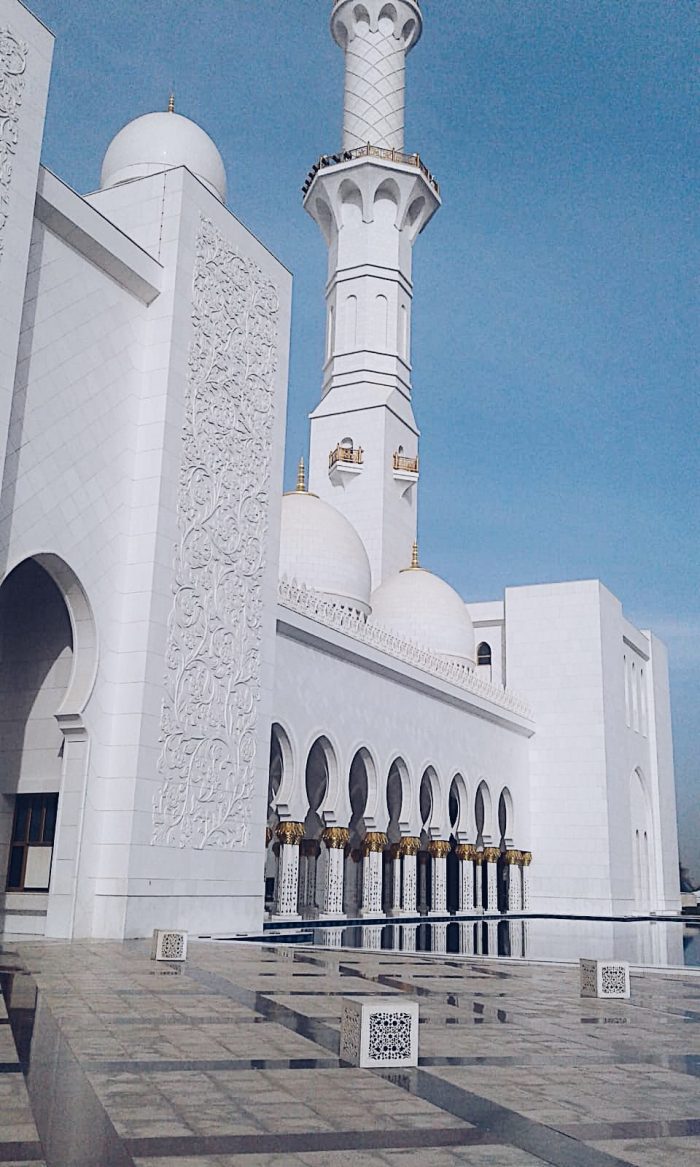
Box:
339;997;419;1068
580;958;630;999
151;929;188;962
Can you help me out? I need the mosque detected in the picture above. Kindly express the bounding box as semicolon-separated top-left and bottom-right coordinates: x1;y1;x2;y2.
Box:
0;0;681;942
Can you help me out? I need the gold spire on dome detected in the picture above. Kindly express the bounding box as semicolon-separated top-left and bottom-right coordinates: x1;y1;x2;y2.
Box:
296;457;306;492
167;92;175;113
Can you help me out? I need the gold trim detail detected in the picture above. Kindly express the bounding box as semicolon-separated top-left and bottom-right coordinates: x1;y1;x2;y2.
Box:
483;847;501;864
322;827;350;850
428;839;451;859
362;831;388;854
276;821;305;846
398;835;421;856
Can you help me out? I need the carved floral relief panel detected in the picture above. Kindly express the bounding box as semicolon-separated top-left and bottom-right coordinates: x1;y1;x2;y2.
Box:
0;26;28;263
153;216;279;850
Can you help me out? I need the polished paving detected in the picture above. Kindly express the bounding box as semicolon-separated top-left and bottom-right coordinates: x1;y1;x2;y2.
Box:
0;939;699;1165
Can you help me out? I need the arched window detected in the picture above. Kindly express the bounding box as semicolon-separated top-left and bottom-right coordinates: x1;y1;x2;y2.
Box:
477;642;492;667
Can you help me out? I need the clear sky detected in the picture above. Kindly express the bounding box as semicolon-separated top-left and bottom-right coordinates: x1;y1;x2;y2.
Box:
28;0;698;877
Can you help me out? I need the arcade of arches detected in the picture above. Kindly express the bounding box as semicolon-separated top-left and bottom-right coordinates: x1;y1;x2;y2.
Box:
264;727;533;922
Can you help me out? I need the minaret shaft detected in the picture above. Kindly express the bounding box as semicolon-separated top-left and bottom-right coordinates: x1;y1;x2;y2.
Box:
304;0;438;587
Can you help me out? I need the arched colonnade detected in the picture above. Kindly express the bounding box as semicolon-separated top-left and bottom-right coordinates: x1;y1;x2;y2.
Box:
265;725;532;921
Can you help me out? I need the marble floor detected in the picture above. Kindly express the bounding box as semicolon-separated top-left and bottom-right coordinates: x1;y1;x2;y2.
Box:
0;939;699;1166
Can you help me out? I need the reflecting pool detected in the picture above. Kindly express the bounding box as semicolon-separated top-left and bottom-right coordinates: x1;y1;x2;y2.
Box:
246;915;700;969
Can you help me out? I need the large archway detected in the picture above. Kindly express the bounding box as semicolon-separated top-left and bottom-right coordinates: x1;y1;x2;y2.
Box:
0;556;95;936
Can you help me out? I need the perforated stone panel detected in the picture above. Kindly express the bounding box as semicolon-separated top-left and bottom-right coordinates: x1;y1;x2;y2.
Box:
340;996;418;1067
580;958;630;999
151;929;188;962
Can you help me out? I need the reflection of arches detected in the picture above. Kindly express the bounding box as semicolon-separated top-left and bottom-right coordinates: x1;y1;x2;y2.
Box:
630;768;654;912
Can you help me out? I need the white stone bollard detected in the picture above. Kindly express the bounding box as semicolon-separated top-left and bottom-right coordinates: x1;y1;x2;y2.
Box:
339;997;419;1068
580;958;630;999
151;929;188;962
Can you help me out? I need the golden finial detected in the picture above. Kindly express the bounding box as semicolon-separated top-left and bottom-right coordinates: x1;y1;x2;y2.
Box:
410;541;420;569
295;457;306;492
167;92;175;113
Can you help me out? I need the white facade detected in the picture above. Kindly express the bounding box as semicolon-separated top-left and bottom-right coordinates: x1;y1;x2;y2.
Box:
0;0;680;941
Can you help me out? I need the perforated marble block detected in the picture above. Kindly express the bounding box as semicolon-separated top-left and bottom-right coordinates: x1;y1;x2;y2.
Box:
339;997;419;1068
580;958;630;999
151;929;188;962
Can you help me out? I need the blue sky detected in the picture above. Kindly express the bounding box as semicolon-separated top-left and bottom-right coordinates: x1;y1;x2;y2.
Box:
29;0;698;877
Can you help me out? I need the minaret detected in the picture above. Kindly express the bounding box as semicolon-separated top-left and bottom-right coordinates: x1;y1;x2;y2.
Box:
304;0;440;588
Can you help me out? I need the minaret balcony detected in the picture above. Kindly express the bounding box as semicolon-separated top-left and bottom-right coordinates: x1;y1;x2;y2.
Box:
303;144;439;198
329;444;364;478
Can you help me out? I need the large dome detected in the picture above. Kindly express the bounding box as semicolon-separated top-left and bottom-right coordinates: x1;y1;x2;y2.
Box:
100;111;227;202
370;563;475;667
279;490;372;614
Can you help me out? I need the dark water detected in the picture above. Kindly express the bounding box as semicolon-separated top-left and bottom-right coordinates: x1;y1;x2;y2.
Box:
249;915;700;969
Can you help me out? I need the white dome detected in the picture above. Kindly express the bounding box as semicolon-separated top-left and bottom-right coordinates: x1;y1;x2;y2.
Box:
279;491;372;614
100;111;227;202
370;567;476;667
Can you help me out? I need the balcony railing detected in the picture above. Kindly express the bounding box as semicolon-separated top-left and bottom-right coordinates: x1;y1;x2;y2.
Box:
393;452;419;474
329;445;364;470
303;144;439;196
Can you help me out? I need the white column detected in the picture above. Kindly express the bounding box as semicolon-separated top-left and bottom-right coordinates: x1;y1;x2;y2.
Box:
400;838;420;914
274;823;304;917
474;854;485;913
506;851;522;912
522;852;532;910
428;841;449;915
484;847;499;914
455;844;475;915
360;832;386;916
320;828;349;916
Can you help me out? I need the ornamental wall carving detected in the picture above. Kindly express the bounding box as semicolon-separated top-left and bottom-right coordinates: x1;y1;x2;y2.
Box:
153;217;279;850
278;578;532;718
0;27;28;263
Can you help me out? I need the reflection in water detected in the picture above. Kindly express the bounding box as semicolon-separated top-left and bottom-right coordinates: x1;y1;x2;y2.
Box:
277;916;700;968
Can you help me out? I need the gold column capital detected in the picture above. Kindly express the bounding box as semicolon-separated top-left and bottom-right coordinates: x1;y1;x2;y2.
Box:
276;821;305;846
428;839;451;859
322;826;350;850
362;831;388;855
483;846;501;864
398;835;421;856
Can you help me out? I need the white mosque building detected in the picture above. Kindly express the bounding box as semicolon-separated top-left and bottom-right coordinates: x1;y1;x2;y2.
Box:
0;0;681;943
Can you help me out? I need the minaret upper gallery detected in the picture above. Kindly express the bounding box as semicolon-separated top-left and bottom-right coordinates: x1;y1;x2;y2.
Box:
304;0;439;587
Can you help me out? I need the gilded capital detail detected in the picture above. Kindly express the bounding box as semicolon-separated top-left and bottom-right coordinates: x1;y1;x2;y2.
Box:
276;821;305;846
153;217;279;851
0;27;28;265
428;839;451;859
399;836;421;856
322;827;350;850
362;831;388;854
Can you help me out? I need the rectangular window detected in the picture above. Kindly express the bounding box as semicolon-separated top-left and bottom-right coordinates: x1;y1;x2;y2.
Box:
6;793;58;892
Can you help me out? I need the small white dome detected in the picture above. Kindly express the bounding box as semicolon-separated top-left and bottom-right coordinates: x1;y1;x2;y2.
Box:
370;567;475;667
279;491;372;614
100;111;227;202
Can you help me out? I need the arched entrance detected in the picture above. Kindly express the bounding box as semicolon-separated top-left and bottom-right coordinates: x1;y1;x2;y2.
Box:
0;555;96;936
